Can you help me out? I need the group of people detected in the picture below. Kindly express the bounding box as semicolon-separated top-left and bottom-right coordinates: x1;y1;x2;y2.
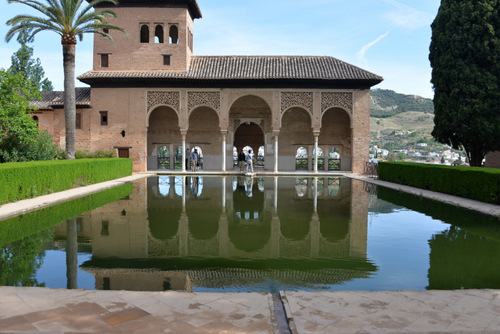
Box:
184;147;255;173
185;148;200;172
238;149;254;173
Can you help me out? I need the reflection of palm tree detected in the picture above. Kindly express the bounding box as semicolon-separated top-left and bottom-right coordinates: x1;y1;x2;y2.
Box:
6;0;126;159
66;218;78;289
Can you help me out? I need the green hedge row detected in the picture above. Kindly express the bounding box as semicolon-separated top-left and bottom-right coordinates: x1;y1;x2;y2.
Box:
0;183;133;246
378;161;500;205
0;158;132;204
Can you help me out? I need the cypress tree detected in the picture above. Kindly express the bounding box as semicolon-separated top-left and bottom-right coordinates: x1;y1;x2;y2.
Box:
429;0;500;166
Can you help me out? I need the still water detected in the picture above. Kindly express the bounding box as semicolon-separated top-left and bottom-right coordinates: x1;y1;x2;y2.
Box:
1;176;500;292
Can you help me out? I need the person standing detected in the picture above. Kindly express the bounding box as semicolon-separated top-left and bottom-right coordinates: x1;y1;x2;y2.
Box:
246;149;254;173
238;150;246;171
191;149;199;172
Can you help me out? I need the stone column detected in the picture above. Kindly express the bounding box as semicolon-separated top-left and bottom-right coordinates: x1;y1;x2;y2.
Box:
273;130;279;173
181;133;187;172
221;131;227;172
313;133;319;173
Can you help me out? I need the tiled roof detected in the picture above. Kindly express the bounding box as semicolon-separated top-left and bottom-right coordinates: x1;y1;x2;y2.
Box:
78;56;383;88
32;88;91;110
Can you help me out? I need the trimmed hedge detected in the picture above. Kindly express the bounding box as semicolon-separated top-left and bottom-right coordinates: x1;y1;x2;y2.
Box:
0;183;133;246
0;158;132;204
378;161;500;205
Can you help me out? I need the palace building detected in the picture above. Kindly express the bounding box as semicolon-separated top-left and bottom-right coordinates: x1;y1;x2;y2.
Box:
35;0;382;172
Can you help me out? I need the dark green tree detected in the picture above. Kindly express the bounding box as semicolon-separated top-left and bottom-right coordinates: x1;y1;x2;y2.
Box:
0;70;59;162
429;0;500;166
9;31;53;91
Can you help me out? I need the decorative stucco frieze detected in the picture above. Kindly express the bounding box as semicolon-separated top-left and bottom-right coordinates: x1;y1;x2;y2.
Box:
147;91;180;112
188;91;221;112
321;92;353;112
280;92;313;114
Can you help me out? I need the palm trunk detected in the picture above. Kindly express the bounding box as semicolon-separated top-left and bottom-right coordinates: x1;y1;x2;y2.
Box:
63;43;76;160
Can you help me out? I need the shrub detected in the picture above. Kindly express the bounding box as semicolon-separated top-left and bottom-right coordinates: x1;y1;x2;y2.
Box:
0;158;132;204
378;162;500;205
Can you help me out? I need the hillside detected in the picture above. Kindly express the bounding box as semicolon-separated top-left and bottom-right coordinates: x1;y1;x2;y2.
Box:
370;89;434;118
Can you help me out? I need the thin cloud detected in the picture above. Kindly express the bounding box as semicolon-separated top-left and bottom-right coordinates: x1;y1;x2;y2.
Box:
381;0;434;29
357;31;390;63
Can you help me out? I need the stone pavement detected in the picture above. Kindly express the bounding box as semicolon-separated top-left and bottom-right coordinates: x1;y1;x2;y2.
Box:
2;286;500;333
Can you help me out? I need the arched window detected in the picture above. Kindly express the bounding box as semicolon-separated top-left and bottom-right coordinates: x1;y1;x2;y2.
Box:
296;147;308;170
140;24;149;43
158;146;169;169
328;147;341;170
169;25;178;44
154;25;164;43
32;116;39;127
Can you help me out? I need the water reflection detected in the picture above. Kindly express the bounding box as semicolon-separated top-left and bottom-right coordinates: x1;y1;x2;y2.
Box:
3;176;500;292
66;176;375;291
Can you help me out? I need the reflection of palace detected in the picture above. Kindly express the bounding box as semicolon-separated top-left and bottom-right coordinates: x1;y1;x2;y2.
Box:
56;176;371;291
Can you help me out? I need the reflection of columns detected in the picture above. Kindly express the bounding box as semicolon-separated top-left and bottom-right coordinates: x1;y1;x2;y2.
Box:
181;133;187;172
221;131;227;172
66;218;78;289
273;177;278;214
313;133;319;173
313;177;318;213
218;213;228;257
273;130;279;173
222;177;226;210
182;176;186;209
178;213;189;256
310;213;320;258
270;214;281;258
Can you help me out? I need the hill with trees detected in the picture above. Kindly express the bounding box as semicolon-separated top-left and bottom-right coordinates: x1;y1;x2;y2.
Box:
370;89;434;118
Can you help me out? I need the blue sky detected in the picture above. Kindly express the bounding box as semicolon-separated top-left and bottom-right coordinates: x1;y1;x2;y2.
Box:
0;0;440;98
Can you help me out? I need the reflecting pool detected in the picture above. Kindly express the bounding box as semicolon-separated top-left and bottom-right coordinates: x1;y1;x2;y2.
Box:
1;176;500;292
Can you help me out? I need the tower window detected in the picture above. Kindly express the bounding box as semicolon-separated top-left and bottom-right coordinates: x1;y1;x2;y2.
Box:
169;25;178;44
140;24;149;43
100;54;109;68
163;55;171;66
155;25;164;43
100;111;108;126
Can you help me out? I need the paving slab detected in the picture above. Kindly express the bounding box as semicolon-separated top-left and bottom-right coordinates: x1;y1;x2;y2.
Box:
0;287;278;334
281;290;500;333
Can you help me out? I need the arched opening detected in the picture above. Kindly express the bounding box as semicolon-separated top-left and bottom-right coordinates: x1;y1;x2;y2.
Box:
154;25;164;43
229;95;272;170
234;123;264;168
147;106;180;170
320;108;352;171
140;24;149;43
280;107;313;171
174;146;182;169
169;25;178;44
190;146;204;170
187;107;219;170
313;147;324;170
329;147;341;170
158;146;169;170
296;147;308;170
32;115;39;127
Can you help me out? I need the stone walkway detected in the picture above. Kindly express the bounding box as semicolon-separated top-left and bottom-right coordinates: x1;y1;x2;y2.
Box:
2;287;500;333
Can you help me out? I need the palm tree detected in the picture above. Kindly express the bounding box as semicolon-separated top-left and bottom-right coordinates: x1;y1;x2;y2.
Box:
5;0;126;159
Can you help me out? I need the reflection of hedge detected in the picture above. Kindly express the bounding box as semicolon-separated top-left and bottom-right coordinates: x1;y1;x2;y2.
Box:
377;186;500;242
0;183;133;246
0;158;132;204
378;161;500;204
